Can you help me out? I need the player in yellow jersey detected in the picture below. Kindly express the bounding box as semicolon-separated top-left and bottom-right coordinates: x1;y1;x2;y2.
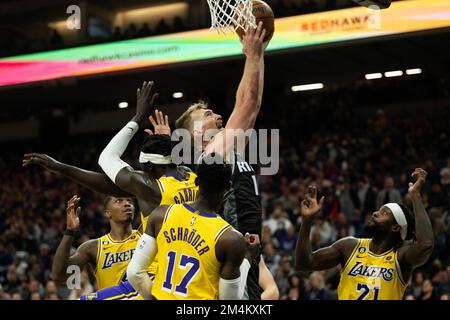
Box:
294;168;434;300
51;194;137;292
127;159;261;300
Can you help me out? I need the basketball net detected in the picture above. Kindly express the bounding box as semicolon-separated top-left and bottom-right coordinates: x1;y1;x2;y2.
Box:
206;0;257;34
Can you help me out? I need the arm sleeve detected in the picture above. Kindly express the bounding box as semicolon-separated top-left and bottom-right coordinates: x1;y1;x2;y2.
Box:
98;121;139;183
219;258;251;300
127;233;157;300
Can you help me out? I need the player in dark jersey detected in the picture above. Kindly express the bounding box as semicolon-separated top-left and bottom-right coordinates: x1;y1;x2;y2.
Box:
173;22;269;299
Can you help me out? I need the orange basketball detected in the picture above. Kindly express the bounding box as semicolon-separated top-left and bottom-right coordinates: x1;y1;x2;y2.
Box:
236;0;275;43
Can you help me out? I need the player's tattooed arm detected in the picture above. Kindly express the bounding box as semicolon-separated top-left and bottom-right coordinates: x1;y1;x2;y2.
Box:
52;196;97;285
398;168;434;278
22;153;132;197
294;186;357;271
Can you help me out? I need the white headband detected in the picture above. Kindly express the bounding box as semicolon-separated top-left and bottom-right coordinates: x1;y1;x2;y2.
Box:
139;152;172;165
384;203;407;240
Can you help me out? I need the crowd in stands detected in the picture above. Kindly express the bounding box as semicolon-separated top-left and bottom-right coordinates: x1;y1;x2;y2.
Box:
0;80;449;300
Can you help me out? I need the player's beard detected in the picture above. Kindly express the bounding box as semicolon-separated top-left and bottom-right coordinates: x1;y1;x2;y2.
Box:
364;222;388;238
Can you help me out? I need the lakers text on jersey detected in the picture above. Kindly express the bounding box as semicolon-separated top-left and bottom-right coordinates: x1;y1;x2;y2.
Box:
95;230;141;289
338;238;407;300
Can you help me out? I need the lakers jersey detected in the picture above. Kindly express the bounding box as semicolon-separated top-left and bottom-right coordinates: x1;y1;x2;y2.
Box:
338;238;407;300
140;171;198;277
152;203;234;300
95;230;141;290
140;171;198;233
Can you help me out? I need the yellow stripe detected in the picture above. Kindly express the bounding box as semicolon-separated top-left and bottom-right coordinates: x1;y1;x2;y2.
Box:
104;291;140;300
163;205;175;223
341;238;361;272
156;179;164;193
214;225;232;243
94;238;101;275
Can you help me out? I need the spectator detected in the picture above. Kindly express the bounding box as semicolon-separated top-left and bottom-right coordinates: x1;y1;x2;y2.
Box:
282;274;304;300
138;23;152;37
154;19;170;35
310;216;337;249
263;203;293;236
420;279;438;300
356;176;377;220
304;272;330;300
376;176;402;209
125;24;138;39
277;226;298;253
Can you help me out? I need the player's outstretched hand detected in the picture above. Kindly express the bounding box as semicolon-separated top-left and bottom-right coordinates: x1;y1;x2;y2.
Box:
22;153;61;173
133;81;159;127
145;109;171;136
244;233;261;262
408;168;427;195
241;21;266;60
300;186;325;220
66;195;81;232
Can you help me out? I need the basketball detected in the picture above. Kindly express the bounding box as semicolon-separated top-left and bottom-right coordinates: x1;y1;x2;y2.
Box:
236;0;275;42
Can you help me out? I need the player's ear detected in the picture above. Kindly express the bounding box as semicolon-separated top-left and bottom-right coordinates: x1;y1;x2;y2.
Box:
105;210;112;219
392;224;401;233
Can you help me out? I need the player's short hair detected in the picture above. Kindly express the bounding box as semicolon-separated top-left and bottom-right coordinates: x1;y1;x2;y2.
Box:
175;100;208;130
399;204;415;241
195;153;231;195
141;134;172;157
103;196;114;210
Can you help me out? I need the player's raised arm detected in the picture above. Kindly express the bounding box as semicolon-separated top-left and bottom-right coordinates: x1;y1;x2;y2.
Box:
126;204;168;300
51;195;97;284
398;169;434;272
294;186;357;271
22;153;131;197
204;22;267;157
98;81;162;211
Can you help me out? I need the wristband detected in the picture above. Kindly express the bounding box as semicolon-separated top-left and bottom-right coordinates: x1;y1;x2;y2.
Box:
64;229;75;236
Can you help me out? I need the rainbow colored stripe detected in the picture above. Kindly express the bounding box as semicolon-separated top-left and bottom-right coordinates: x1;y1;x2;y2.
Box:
1;0;449;87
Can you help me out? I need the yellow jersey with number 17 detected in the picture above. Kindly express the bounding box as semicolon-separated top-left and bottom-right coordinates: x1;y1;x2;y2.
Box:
140;171;198;277
151;203;234;300
338;238;407;300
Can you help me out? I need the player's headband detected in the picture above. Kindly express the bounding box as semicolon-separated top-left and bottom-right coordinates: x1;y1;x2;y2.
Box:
139;152;172;165
384;203;407;240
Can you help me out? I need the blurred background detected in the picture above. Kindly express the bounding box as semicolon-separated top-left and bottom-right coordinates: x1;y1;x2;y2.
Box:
0;0;449;300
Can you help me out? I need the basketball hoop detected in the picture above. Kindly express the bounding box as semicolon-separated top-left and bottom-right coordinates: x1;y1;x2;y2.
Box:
206;0;257;34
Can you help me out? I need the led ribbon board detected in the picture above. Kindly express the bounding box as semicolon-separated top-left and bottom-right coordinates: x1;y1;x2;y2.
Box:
0;0;449;87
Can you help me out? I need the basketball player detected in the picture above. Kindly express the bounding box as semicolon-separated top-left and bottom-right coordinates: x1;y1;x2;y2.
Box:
51;195;138;290
171;21;269;300
295;168;434;300
24;133;199;299
127;160;261;300
23;115;197;234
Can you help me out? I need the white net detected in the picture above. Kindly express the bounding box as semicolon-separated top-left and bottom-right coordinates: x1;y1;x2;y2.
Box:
206;0;257;34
